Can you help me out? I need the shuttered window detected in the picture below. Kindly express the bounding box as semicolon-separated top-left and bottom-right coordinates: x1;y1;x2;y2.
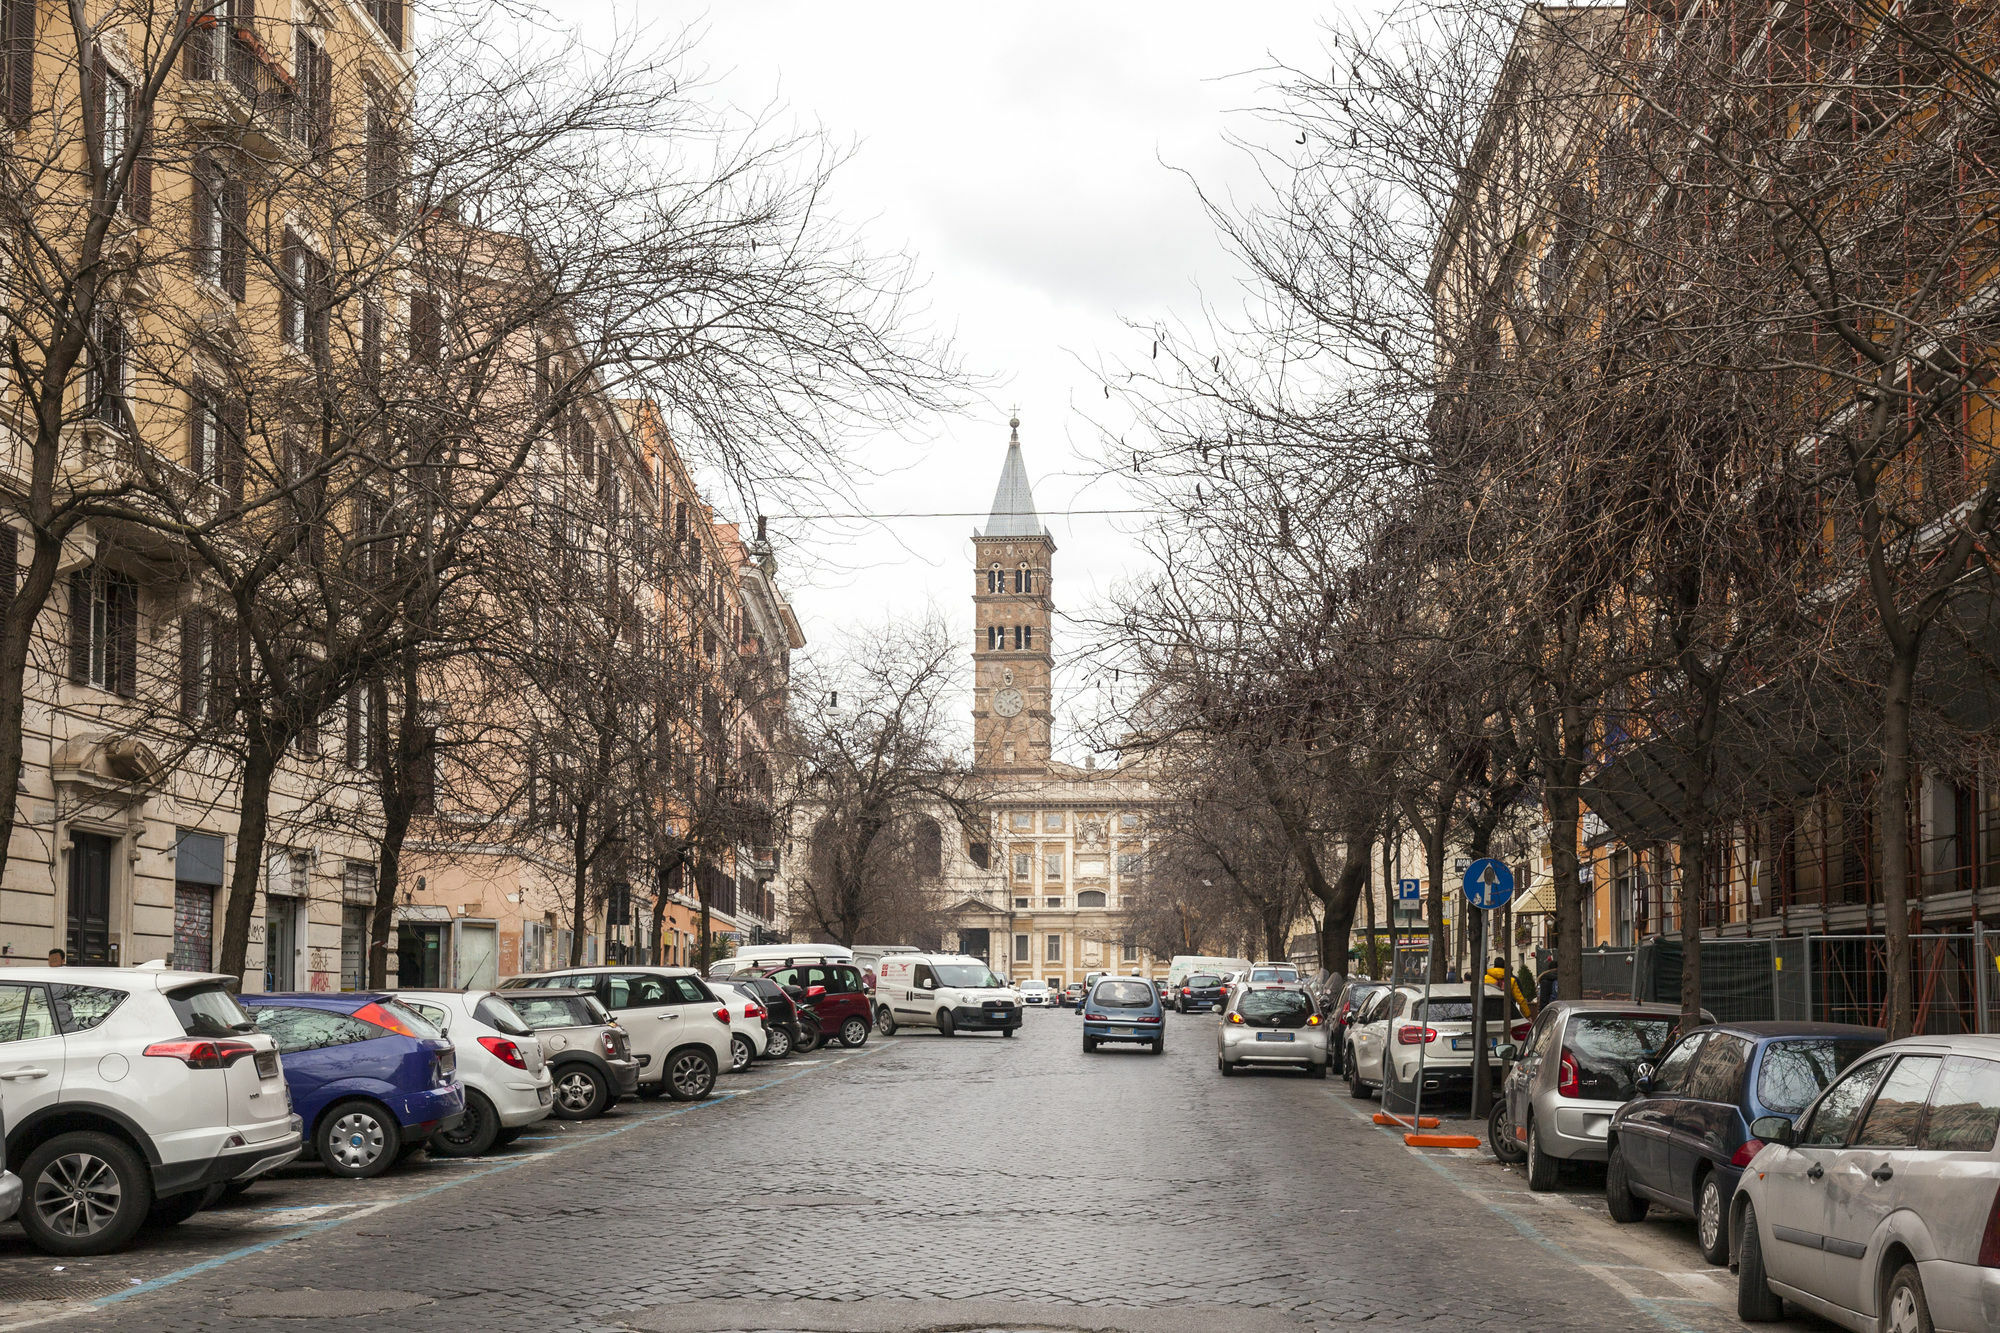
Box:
69;567;137;697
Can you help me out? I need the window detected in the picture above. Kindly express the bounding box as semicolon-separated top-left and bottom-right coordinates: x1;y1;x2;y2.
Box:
1009;812;1033;832
1044;852;1063;881
1757;1038;1884;1116
294;30;330;152
1120;813;1140;831
985;625;1005;651
1650;1032;1707;1094
1562;1016;1674;1102
280;231;329;354
1800;1056;1893;1146
165;982;252;1036
345;680;377;769
68;566;137;696
1013;624;1035;650
1853;1055;1942;1147
252;1005;376;1053
1077;890;1106;908
1121;941;1137;962
340;905;370;991
1920;1056;2000;1152
1014;563;1031;593
1094;980;1153;1008
364;0;404;47
1014;897;1029;908
1043;812;1063;832
186;388;244;492
364;94;397;223
1685;1033;1753;1104
607;973;673;1009
94;61;133;210
1045;896;1062;908
87;307;126;425
986;565;1002;593
1013;933;1028;960
0;985;57;1042
49;984;120;1031
182;0;232;81
1117;852;1143;877
1044;933;1061;963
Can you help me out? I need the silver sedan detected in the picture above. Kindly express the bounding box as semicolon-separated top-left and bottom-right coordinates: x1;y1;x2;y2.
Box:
1217;984;1331;1077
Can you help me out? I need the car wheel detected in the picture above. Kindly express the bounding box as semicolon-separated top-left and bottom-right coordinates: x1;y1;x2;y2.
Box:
937;1010;956;1038
431;1090;501;1158
1884;1262;1933;1333
1002;1027;1016;1038
1524;1116;1559;1192
1695;1170;1728;1264
1346;1048;1371;1099
1310;1061;1328;1080
551;1064;611;1119
666;1047;718;1101
1177;1001;1187;1014
1083;1035;1097;1053
729;1034;756;1072
766;1025;794;1059
1736;1201;1784;1322
839;1016;870;1048
796;1019;822;1053
1151;1037;1165;1055
1219;1056;1234;1076
19;1132;152;1255
876;1006;898;1037
1489;1099;1527;1165
317;1100;402;1179
1605;1138;1648;1221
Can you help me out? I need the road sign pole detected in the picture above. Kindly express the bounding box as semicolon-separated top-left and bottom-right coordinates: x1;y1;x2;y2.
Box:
1470;905;1490;1119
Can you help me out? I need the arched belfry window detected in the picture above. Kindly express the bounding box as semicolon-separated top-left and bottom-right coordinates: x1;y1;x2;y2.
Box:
1015;563;1032;593
986;564;1004;593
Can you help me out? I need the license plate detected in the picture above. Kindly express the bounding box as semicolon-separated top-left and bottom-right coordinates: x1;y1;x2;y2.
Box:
1256;1032;1295;1043
1452;1036;1472;1051
255;1050;279;1079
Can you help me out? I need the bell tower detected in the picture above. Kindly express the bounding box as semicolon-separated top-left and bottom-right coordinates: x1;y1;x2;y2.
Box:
972;415;1054;774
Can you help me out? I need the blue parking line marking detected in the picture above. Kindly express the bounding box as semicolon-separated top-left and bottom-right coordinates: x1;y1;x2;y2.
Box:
91;1046;884;1309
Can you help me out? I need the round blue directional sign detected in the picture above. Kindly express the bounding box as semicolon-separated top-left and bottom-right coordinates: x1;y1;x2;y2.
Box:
1461;858;1515;910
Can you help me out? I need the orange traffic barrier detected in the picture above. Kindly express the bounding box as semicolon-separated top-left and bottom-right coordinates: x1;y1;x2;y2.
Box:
1404;1133;1482;1148
1373;1112;1440;1128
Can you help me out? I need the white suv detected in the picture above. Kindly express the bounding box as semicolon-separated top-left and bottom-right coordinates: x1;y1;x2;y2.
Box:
0;966;301;1254
501;967;729;1101
394;990;555;1155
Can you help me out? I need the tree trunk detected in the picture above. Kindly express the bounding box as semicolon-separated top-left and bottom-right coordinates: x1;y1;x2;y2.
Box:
1678;832;1705;1032
368;783;414;989
570;812;590;967
1547;785;1584;1003
1421;819;1448;981
1879;650;1917;1039
1319;825;1372;981
217;738;284;980
0;542;61;894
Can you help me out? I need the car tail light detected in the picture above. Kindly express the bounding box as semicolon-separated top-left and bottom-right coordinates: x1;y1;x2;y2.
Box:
1977;1186;2000;1266
1181;988;1191;996
599;1030;624;1058
1730;1139;1765;1168
744;1003;767;1021
1397;1025;1438;1045
355;1002;420;1037
1558;1048;1580;1097
1140;1015;1162;1024
1511;1021;1532;1042
1085;1012;1108;1021
144;1038;258;1069
713;1007;731;1024
1227;1012;1245;1024
478;1036;527;1070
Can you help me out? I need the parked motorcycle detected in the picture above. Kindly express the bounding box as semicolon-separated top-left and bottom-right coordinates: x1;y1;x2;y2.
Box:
786;985;824;1053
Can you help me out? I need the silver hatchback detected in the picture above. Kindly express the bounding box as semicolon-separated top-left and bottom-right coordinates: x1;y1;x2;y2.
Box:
1494;1000;1705;1190
1217;984;1331;1077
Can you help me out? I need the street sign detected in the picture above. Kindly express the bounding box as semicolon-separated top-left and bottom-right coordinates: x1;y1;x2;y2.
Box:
1461;858;1516;910
1396;877;1421;905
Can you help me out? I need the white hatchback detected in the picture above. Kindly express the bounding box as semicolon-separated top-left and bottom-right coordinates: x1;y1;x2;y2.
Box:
502;967;729;1101
394;990;555;1154
1734;1034;2000;1332
708;980;770;1072
0;966;301;1254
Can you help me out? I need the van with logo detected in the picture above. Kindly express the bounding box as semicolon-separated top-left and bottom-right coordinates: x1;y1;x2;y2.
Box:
874;954;1021;1038
711;944;856;979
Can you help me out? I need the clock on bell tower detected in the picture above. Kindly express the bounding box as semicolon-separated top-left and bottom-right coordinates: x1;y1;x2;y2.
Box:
972;415;1054;774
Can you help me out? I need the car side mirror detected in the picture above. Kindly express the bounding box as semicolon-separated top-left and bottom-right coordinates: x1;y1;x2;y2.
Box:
1634;1062;1656;1095
1494;1043;1516;1063
1750;1115;1796;1148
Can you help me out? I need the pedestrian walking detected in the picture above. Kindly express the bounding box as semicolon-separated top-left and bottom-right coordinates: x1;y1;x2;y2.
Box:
1537;963;1558;1008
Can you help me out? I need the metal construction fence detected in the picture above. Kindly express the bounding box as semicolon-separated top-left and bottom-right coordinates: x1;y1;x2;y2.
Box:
1601;933;2000;1033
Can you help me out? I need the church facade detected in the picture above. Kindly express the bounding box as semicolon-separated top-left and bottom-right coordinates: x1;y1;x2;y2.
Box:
938;419;1170;988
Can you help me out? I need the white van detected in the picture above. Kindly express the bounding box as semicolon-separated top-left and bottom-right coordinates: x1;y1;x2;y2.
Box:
712;944;855;978
1166;955;1252;991
874;954;1022;1038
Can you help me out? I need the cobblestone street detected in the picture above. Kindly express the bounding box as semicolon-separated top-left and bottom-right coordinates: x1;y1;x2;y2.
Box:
0;1008;1828;1333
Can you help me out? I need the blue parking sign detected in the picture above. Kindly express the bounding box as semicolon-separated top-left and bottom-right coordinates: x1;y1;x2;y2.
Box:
1396;878;1421;904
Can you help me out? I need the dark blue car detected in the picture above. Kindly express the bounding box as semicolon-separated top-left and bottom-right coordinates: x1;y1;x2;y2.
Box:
1081;977;1165;1054
1606;1020;1884;1265
243;993;466;1179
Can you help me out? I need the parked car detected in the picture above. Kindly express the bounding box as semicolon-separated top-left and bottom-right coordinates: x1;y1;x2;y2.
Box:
501;967;728;1101
875;954;1021;1037
0;1100;18;1227
1342;984;1397;1098
242;992;462;1181
1;967;300;1254
1330;979;1391;1075
392;989;556;1155
708;980;772;1072
1165;955;1252;992
1346;983;1511;1109
1061;983;1085;1009
757;960;873;1048
1492;1001;1686;1177
1606;1020;1884;1265
710;944;857;980
499;988;638;1118
1175;973;1227;1013
1731;1033;2000;1330
722;974;807;1058
1018;981;1054;1007
1217;984;1329;1077
1081;977;1165;1054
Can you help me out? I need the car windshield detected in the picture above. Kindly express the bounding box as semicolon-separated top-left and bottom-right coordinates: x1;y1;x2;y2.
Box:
1414;995;1506;1022
1757;1037;1883;1114
1092;980;1155;1009
167;982;256;1036
1238;990;1314;1027
934;964;1005;988
1567;1016;1675;1101
1187;975;1220;987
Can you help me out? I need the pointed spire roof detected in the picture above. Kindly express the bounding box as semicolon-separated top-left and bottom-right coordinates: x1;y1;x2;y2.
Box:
981;414;1044;539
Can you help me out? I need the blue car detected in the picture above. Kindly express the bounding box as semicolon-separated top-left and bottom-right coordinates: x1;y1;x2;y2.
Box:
1606;1020;1884;1265
243;993;465;1179
1081;977;1165;1055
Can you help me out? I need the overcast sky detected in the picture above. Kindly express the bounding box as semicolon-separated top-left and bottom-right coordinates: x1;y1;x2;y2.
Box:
592;3;1335;752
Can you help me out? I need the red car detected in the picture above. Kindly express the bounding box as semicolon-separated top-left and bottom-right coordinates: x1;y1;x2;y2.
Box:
756;962;872;1049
